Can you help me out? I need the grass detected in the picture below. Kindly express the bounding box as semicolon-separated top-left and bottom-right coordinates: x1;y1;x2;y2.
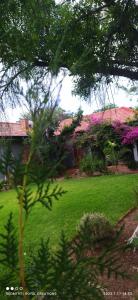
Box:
0;173;138;251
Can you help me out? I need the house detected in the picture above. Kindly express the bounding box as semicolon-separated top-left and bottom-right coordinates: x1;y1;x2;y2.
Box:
55;107;138;165
55;107;135;135
0;107;138;176
0;119;29;179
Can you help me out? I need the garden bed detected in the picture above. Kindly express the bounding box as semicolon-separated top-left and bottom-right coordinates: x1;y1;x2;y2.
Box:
71;207;138;299
107;164;138;175
61;165;138;180
100;208;138;300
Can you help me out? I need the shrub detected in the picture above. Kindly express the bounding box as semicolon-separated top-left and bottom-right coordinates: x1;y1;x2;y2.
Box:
127;160;138;170
79;154;106;174
0;180;4;191
103;142;119;166
77;213;114;249
131;237;138;250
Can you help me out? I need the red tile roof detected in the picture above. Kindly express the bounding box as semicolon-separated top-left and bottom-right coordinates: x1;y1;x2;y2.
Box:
55;107;135;135
89;107;134;123
0;119;28;137
0;108;135;137
54;118;90;135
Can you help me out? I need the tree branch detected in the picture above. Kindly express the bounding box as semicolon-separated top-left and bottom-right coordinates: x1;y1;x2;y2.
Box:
101;66;138;81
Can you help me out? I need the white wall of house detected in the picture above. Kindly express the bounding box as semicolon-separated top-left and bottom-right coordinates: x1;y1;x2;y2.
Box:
133;142;138;162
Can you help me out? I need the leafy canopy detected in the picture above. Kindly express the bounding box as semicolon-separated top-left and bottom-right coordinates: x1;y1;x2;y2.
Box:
0;0;138;103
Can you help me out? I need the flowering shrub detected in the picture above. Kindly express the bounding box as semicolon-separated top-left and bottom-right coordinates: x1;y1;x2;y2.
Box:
112;121;138;145
90;115;103;125
112;121;130;136
122;127;138;144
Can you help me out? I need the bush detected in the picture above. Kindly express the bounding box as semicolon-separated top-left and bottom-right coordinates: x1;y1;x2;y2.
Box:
79;154;106;174
127;160;138;170
77;212;114;249
131;237;138;250
0;180;4;191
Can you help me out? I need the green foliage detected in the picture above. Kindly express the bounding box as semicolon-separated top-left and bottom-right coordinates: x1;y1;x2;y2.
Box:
0;218;130;300
16;182;66;217
127;160;138;170
0;213;18;270
103;141;119;166
134;187;138;208
93;104;118;113
28;229;130;298
22;106;74;127
11;160;26;186
0;174;137;251
77;122;122;166
131;238;138;249
27;238;52;291
0;0;137;293
61;108;83;136
0;0;137;104
25;108;83;178
0;213;18;292
119;83;138;99
92;123;121;157
116;144;135;168
0;107;68;294
79;154;106;174
0;143;14;188
77;120;131;169
0;142;26;189
77;213;114;249
49;232;103;300
0;179;5;191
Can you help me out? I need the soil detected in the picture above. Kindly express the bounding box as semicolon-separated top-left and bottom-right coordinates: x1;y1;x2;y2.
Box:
100;208;138;300
57;165;138;180
107;165;138;175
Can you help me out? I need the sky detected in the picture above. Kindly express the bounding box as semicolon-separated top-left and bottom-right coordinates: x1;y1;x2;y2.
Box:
59;76;138;113
5;75;138;122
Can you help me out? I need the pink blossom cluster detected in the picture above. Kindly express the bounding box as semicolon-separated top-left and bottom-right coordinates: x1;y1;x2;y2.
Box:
90;116;103;125
87;117;138;145
122;127;138;144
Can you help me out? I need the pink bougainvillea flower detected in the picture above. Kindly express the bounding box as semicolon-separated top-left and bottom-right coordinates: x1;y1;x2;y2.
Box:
122;127;138;144
90;116;103;125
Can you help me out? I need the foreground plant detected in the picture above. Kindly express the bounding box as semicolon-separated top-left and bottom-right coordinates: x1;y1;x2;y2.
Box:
0;214;131;300
0;109;66;299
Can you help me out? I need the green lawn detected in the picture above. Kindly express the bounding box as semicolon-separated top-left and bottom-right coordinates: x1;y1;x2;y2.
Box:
0;174;138;251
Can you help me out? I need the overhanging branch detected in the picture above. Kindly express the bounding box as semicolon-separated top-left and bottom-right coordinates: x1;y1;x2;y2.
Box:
101;66;138;81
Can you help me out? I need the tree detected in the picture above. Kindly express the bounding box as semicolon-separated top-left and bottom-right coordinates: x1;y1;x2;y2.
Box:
29;108;83;177
22;106;74;127
119;82;138;105
93;103;118;113
19;80;80;177
46;107;74;126
0;0;138;104
0;141;14;188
